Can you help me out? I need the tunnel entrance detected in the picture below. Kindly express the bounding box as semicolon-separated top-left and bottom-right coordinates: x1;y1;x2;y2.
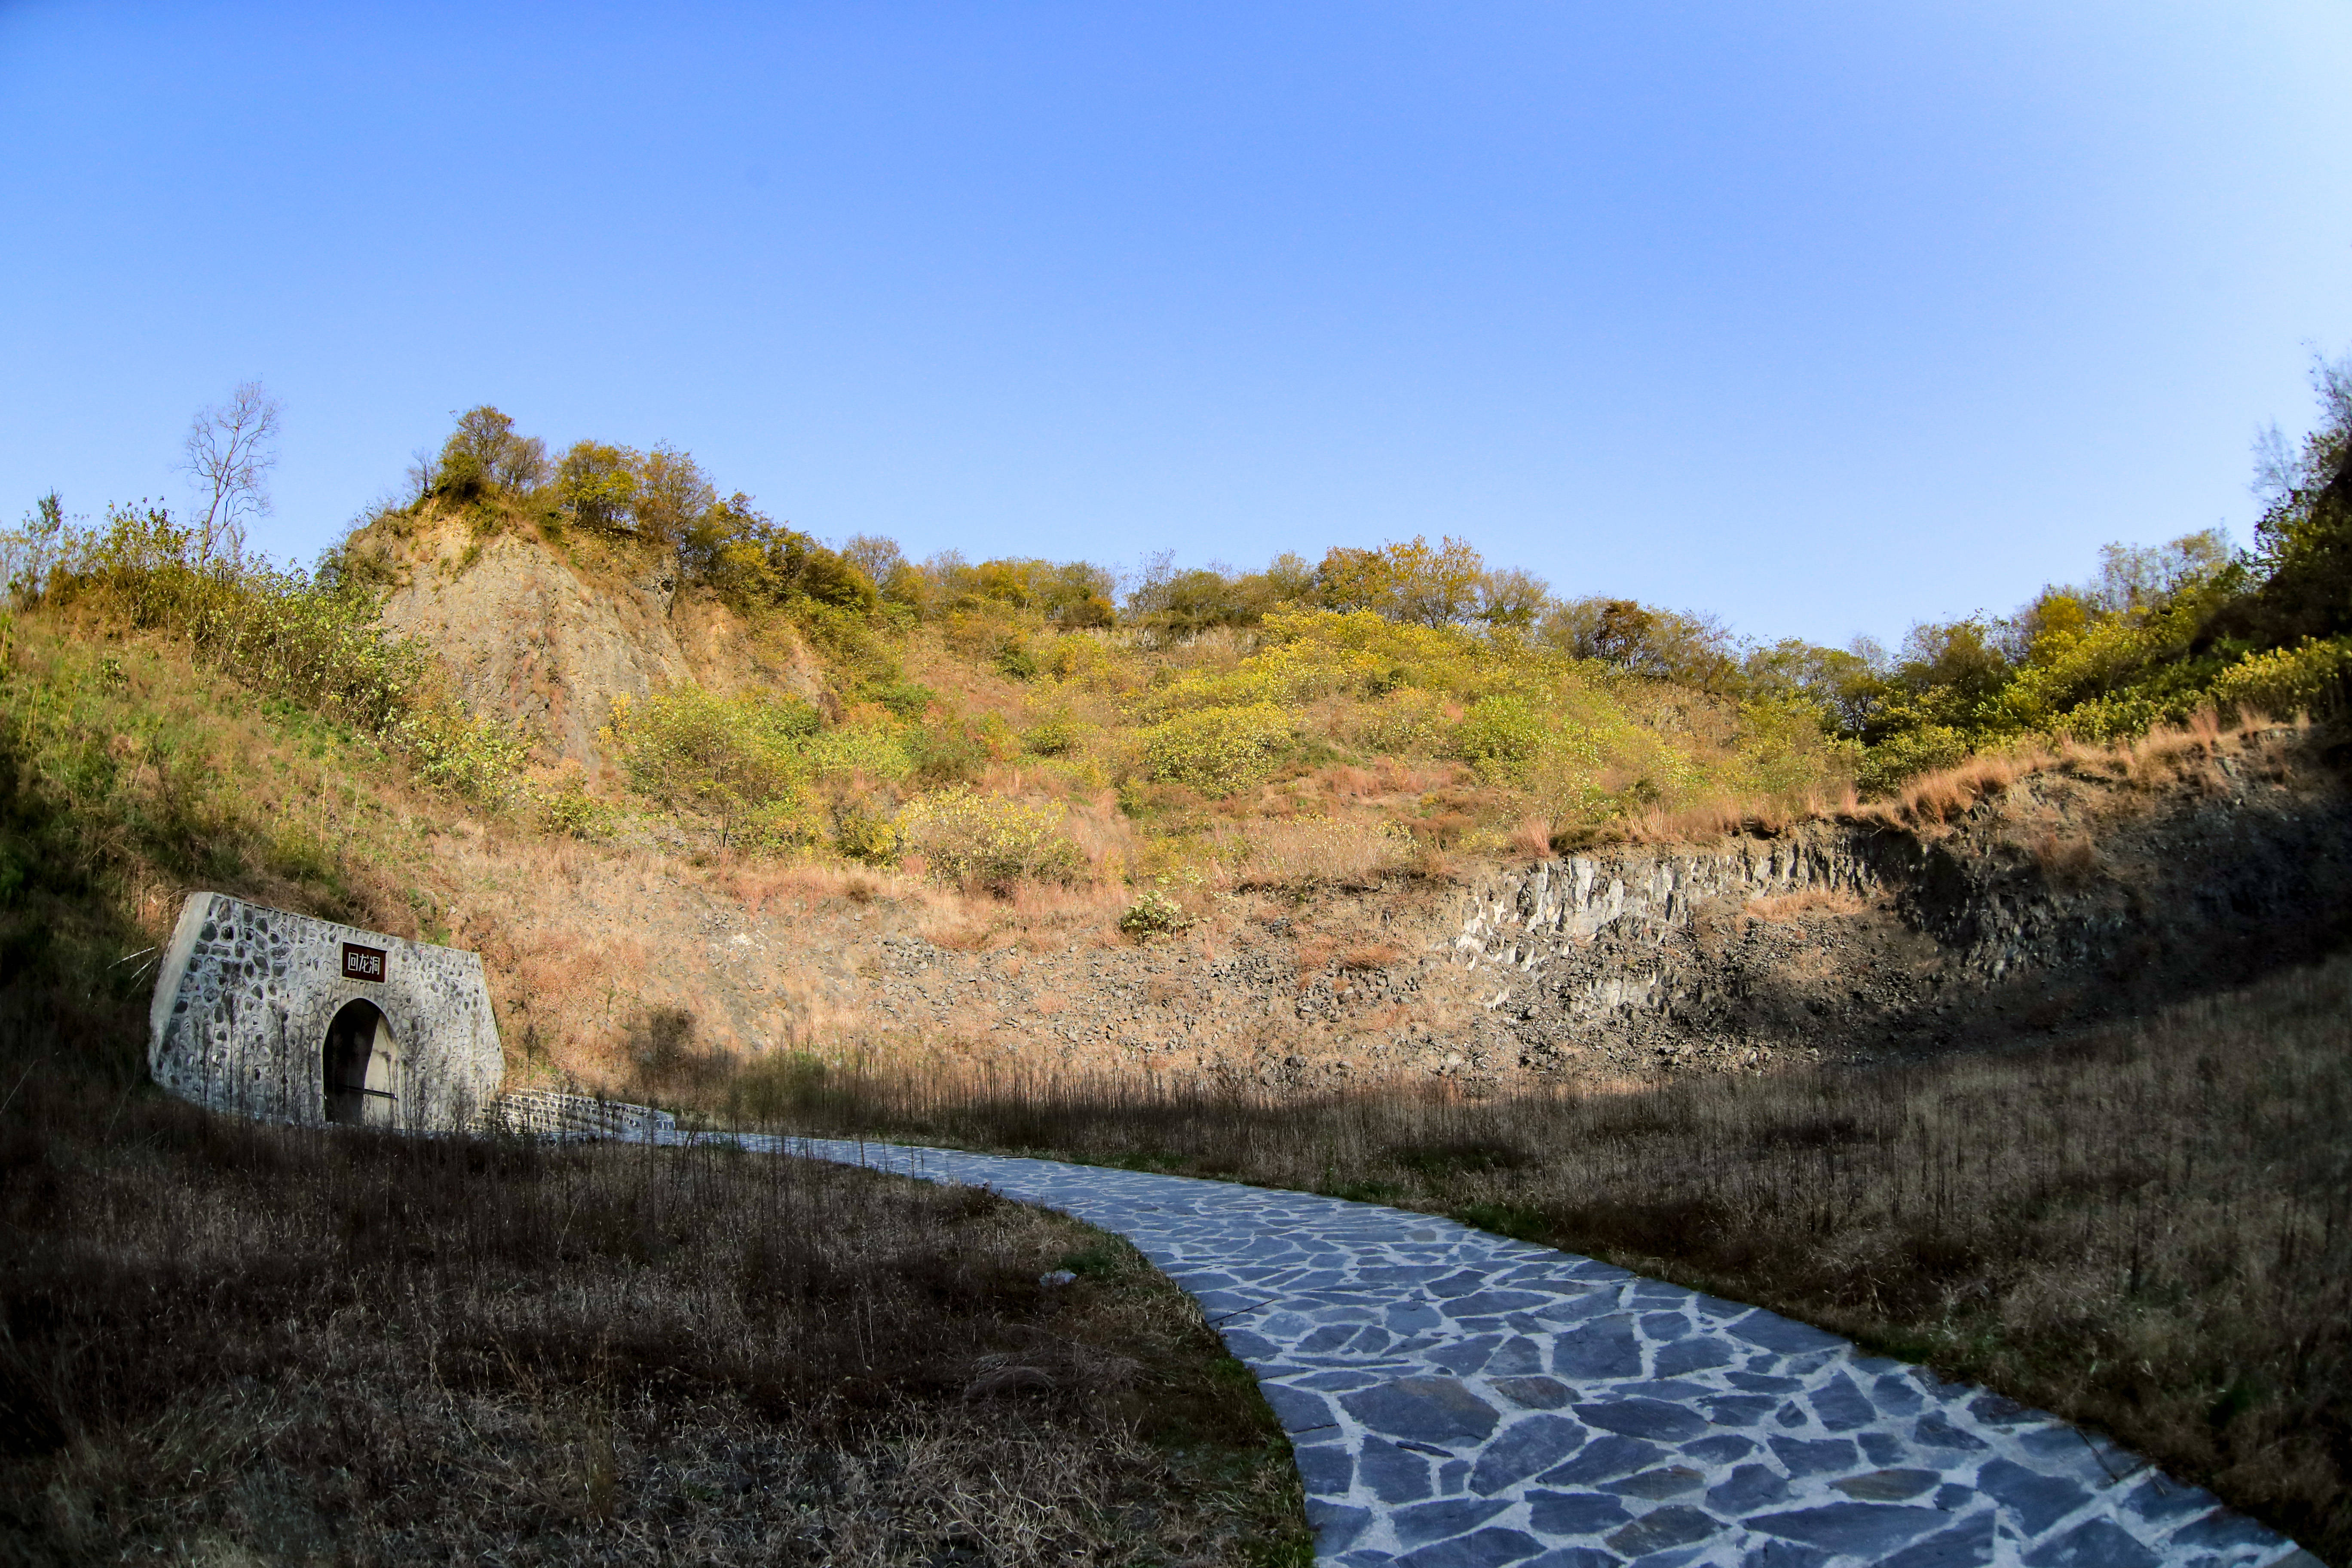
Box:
323;999;398;1126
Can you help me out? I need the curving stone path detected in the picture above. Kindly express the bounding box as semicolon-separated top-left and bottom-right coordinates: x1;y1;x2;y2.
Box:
689;1133;2315;1568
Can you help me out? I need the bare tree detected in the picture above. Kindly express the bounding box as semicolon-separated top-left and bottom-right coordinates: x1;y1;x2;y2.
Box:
181;380;282;564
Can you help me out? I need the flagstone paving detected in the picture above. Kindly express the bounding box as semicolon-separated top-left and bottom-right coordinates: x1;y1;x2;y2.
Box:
691;1133;2318;1568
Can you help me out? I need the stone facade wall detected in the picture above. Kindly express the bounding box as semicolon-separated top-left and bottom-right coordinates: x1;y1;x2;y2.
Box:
147;893;504;1130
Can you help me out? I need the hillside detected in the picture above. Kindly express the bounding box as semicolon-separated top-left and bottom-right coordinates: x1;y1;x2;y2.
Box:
340;488;1859;876
7;501;2349;1106
304;399;2352;1099
9;383;2352;1100
325;373;2352;894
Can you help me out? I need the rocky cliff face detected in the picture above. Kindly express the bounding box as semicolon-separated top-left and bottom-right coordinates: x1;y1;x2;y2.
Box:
1447;730;2352;1079
369;515;823;769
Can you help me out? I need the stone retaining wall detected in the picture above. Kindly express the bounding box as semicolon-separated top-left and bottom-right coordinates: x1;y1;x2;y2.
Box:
481;1090;678;1141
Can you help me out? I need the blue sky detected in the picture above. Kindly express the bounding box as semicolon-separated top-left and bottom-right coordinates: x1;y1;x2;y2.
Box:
3;2;2347;647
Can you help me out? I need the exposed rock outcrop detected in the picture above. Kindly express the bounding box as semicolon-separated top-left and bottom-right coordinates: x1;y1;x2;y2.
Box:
1449;731;2352;1078
368;514;824;769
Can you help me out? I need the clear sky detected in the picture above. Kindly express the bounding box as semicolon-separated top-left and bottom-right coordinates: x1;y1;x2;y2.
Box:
4;2;2348;648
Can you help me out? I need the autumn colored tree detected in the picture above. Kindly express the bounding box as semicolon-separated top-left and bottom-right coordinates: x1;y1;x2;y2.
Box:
1540;597;1741;689
1381;536;1488;627
633;444;718;545
554;440;641;533
433;406;547;500
1308;536;1502;628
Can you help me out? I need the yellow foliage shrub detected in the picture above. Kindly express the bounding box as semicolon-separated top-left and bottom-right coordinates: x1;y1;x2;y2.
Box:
2205;636;2352;722
1137;703;1295;796
831;804;900;864
802;721;916;782
1447;695;1549;784
897;787;1085;891
1041;631;1137;691
1344;688;1449;755
1858;725;1973;796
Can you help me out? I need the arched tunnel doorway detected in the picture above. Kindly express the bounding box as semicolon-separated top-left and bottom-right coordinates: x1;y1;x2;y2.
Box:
323;999;398;1126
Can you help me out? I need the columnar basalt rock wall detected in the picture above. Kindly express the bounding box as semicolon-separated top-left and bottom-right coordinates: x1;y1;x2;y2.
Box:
1455;833;1892;978
1450;829;1913;1075
147;893;504;1130
1451;753;2352;1076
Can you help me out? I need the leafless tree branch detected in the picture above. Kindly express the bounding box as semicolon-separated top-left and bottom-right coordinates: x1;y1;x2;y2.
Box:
181;380;282;565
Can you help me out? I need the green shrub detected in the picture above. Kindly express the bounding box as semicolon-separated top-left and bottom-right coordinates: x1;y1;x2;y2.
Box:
602;686;818;839
802;721;915;783
1118;888;1191;938
898;788;1084;891
866;680;936;719
792;598;897;684
1137;703;1294;796
540;780;616;839
14;502;525;805
907;719;990;788
1858;724;1973;796
738;796;826;854
1023;717;1079;756
994;636;1040;681
1447;694;1548;784
1348;688;1448;755
2204;635;2352;721
391;701;531;808
1041;632;1134;689
832;805;900;864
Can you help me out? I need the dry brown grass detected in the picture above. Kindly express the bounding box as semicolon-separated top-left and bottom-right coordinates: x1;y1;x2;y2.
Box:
1601;787;1856;849
1063;793;1143;884
0;999;1309;1566
1853;714;2312;837
1577;715;2323;855
2025;829;2104;887
1741;887;1869;923
1373;757;1461;795
1225;815;1410;891
723;858;916;913
1326;764;1382;801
